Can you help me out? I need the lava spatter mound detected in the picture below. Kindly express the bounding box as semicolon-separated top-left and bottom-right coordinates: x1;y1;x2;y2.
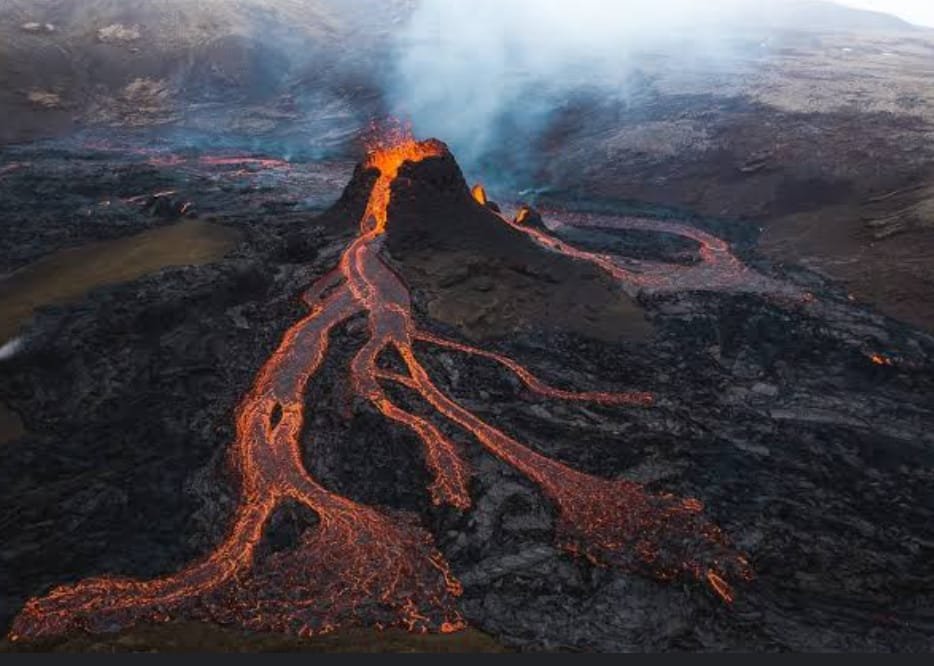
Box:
9;134;750;643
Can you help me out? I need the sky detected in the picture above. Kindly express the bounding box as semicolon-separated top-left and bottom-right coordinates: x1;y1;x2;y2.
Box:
836;0;934;26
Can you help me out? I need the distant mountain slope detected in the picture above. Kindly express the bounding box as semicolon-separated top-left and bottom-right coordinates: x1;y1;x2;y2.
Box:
0;0;341;46
0;0;412;143
0;0;920;144
745;0;916;32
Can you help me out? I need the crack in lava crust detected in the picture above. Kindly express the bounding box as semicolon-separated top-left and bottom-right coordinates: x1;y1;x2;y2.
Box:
10;136;751;643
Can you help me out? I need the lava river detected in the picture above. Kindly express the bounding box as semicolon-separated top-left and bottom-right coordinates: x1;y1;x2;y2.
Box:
10;135;752;642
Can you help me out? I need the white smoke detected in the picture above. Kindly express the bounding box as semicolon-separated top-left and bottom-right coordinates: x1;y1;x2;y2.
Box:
0;336;24;362
386;0;921;177
388;1;769;172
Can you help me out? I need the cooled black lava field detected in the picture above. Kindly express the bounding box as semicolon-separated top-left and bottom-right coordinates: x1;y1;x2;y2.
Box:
1;135;932;652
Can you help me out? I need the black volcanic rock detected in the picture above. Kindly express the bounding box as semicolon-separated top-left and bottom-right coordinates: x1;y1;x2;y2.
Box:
1;143;934;653
144;194;187;219
387;148;520;253
312;143;652;342
513;206;547;232
310;162;378;233
381;145;653;342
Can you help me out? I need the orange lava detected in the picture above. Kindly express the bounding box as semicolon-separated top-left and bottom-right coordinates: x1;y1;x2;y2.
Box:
706;571;735;604
471;184;488;205
502;204;811;303
361;136;445;234
415;331;654;407
868;353;893;366
10;134;751;643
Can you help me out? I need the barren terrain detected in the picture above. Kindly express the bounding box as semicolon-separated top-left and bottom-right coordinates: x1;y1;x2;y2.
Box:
1;0;933;654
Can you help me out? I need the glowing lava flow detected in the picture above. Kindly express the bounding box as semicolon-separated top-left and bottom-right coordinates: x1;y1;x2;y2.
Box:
504;204;810;303
11;135;750;643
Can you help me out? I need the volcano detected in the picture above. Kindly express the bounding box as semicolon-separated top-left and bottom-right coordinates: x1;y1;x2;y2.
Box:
2;133;933;652
8;135;748;641
320;139;652;343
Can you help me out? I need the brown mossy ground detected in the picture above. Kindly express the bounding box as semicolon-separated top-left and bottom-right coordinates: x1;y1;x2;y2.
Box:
0;219;240;342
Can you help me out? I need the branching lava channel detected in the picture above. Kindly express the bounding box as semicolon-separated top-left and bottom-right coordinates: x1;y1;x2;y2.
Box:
10;133;751;643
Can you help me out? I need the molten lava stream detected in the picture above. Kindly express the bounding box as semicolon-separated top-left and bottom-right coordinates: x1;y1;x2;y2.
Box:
383;343;748;598
414;331;654;407
11;133;751;643
496;192;810;303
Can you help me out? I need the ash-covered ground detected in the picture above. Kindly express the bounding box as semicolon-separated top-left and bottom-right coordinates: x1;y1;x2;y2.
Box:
0;139;932;652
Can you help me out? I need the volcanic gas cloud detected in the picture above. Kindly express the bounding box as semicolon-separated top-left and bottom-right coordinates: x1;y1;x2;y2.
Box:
10;132;752;642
